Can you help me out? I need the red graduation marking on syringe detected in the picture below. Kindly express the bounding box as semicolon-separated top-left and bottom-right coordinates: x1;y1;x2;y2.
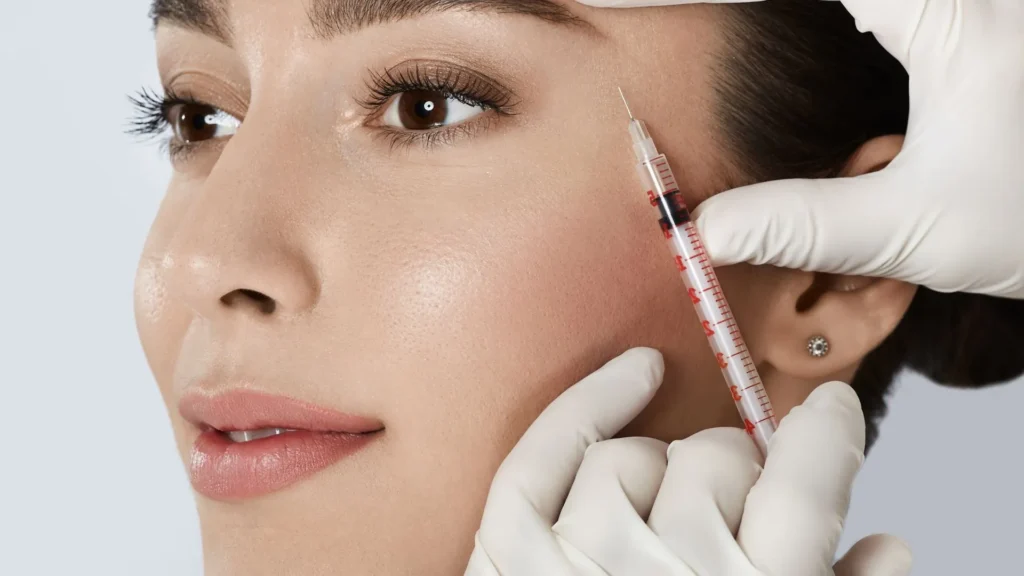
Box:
618;87;777;456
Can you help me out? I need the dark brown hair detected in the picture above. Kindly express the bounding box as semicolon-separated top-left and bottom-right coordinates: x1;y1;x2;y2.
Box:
716;1;1024;448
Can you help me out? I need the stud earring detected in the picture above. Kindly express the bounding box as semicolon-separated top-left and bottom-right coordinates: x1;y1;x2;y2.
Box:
807;335;830;358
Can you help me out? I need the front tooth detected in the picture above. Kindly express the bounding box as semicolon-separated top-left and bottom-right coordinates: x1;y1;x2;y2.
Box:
227;428;293;443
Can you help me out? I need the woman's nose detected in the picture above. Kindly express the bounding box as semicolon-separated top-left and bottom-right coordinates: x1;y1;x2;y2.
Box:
161;101;329;322
175;242;319;317
161;177;321;323
172;245;319;321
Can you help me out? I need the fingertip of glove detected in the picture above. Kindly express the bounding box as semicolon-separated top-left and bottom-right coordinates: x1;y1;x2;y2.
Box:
804;381;862;413
776;381;866;456
667;427;760;463
839;534;913;576
889;536;914;571
612;347;665;392
692;212;740;268
891;540;914;576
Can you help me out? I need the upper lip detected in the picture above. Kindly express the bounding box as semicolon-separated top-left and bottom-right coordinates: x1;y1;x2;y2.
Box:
178;389;384;433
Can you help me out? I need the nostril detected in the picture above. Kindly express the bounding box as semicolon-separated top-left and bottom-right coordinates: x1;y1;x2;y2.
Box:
220;289;277;315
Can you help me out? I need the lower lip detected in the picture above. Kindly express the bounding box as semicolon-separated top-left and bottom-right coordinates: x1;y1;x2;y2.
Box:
189;429;380;500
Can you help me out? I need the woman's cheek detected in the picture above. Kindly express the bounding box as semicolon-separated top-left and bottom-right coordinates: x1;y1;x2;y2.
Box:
715;264;786;364
368;164;656;429
134;180;198;396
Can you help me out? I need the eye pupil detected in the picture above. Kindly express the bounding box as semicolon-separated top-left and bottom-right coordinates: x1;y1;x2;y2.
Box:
169;103;219;144
399;90;448;129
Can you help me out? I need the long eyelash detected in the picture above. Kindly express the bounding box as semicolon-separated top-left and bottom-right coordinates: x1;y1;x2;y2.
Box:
358;62;519;117
127;87;209;160
127;87;190;137
127;87;168;137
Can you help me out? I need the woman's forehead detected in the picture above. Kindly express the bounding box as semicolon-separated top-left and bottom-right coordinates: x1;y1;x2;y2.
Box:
151;0;593;46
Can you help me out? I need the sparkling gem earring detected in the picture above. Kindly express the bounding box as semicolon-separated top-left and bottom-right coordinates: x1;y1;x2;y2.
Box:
807;336;830;358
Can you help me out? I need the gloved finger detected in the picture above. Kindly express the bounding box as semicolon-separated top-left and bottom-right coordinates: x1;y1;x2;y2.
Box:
554;542;619;576
464;539;503;576
692;172;918;279
553;437;689;576
475;348;665;572
738;382;867;576
837;0;929;66
834;534;914;576
575;0;763;7
647;428;763;576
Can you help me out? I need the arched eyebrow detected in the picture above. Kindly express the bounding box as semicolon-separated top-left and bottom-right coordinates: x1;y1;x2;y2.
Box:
150;0;231;43
150;0;592;45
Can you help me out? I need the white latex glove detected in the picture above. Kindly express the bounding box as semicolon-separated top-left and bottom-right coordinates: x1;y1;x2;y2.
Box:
577;0;1024;299
465;348;913;576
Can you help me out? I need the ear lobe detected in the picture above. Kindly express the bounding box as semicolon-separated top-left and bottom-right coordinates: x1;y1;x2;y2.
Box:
760;273;918;381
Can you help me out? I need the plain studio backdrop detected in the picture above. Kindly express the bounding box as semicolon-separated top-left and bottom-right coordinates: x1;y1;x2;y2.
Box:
1;1;1020;575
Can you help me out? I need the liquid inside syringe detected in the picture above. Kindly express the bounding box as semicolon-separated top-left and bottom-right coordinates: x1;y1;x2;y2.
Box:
619;88;777;455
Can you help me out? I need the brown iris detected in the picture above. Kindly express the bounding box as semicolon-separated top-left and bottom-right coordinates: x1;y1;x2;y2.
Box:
168;102;220;144
397;90;449;130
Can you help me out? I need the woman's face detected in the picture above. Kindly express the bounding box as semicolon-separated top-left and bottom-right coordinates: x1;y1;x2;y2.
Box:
135;1;912;573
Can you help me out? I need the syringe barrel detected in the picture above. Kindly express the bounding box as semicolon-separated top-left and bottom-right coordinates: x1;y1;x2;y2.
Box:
635;154;777;455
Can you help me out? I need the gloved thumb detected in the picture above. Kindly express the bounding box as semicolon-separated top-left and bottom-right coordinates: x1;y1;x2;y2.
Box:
834;534;913;576
481;348;664;524
470;349;664;573
692;172;908;278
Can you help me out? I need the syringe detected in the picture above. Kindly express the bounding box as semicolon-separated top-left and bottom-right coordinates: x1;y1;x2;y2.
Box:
618;88;777;455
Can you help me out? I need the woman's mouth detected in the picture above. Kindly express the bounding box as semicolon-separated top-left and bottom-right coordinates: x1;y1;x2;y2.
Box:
179;390;384;501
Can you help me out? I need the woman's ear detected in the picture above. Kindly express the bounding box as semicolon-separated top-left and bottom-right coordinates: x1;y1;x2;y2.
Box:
758;272;917;381
757;135;917;382
842;135;905;176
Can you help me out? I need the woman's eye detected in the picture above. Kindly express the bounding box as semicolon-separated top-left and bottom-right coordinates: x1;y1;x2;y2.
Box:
382;90;485;131
168;103;241;144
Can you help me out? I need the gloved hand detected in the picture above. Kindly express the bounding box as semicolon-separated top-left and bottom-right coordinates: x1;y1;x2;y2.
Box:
465;348;913;576
577;0;1024;299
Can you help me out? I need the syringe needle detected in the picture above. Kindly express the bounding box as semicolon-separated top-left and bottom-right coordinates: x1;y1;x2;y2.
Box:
618;87;634;120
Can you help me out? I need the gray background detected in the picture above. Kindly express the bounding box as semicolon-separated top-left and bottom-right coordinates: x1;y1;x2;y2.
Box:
1;1;1020;574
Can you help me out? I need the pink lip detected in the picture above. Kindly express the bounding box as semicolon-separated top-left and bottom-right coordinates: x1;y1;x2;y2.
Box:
179;390;384;501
